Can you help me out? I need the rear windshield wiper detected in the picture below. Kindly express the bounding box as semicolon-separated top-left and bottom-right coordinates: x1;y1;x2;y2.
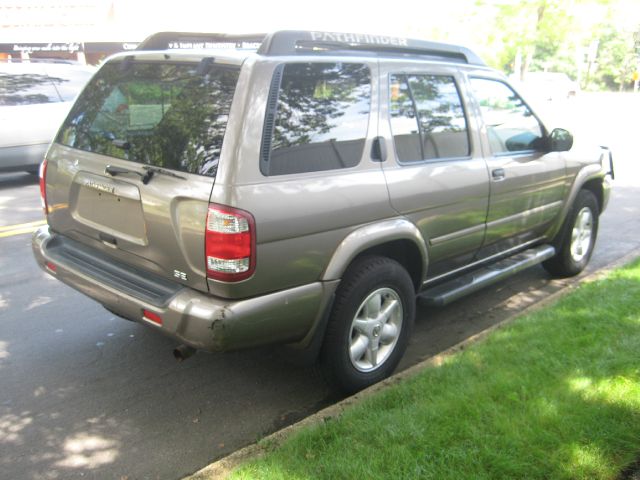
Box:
105;164;154;184
105;164;187;184
142;166;187;182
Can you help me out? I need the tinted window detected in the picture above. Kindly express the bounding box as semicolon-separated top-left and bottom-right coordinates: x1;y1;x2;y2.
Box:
57;62;239;177
469;78;543;154
264;62;371;176
389;74;469;162
0;69;60;106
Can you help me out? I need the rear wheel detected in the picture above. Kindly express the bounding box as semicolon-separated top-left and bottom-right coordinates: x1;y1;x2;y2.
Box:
320;256;415;394
543;189;599;277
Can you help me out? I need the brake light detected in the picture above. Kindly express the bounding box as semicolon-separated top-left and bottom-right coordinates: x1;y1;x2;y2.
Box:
205;204;256;282
39;159;48;215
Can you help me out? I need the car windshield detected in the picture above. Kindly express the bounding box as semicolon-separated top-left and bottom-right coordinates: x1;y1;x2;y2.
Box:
0;63;93;106
45;66;94;101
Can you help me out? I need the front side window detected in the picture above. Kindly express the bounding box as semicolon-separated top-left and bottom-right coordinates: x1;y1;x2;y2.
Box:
57;62;240;177
263;62;371;176
469;78;543;154
389;74;469;163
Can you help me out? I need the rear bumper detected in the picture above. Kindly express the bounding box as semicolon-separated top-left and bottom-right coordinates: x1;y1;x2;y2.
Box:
32;226;338;352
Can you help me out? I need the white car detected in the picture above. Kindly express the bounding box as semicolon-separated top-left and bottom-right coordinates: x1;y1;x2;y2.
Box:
514;72;580;103
0;61;94;174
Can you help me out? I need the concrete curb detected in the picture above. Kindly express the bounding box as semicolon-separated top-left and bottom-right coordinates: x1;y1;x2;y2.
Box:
185;248;640;480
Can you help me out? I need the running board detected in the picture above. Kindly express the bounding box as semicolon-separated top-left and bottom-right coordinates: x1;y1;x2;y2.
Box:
418;245;556;307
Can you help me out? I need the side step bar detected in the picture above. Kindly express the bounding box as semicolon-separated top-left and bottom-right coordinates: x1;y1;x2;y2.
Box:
418;245;555;307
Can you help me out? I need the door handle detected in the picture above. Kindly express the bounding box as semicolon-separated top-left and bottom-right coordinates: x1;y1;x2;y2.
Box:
492;168;505;180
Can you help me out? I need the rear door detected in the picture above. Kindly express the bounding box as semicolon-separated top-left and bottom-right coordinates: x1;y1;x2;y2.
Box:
379;62;490;278
45;57;241;293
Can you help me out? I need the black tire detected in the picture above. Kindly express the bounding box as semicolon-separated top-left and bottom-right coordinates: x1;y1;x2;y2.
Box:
543;189;599;278
319;255;415;394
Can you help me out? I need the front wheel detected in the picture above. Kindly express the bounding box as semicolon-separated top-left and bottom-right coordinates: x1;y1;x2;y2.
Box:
543;189;599;277
319;256;415;394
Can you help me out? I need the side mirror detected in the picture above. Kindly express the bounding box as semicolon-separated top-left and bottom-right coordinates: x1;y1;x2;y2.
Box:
548;128;573;152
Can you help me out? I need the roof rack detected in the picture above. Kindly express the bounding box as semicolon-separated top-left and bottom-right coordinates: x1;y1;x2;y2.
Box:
136;30;485;66
260;31;485;65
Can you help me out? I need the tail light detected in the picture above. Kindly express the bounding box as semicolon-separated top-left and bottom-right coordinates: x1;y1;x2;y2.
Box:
205;204;256;282
39;159;48;215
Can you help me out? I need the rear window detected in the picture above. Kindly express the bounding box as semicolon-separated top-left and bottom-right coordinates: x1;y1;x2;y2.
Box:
48;68;94;102
57;61;240;177
0;65;93;106
0;70;60;106
261;62;371;176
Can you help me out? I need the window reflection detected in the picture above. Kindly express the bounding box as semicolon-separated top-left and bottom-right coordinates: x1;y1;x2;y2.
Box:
267;62;371;176
0;64;93;106
389;74;469;162
469;78;543;154
57;63;239;177
49;70;94;102
0;72;60;106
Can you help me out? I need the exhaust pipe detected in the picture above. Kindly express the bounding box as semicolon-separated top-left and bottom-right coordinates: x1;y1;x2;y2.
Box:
173;344;197;362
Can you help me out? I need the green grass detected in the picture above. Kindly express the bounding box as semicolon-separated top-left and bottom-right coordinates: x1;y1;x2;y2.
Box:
229;260;640;480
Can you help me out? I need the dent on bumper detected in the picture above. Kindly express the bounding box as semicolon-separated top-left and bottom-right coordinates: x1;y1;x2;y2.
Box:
32;226;338;352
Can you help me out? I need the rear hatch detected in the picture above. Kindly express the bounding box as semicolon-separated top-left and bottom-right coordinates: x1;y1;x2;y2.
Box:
45;55;241;293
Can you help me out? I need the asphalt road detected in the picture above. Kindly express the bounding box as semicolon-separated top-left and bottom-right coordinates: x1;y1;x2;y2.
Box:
1;93;639;480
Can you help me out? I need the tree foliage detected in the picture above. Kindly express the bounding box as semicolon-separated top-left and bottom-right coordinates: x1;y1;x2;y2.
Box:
589;23;640;90
484;0;573;78
476;0;639;91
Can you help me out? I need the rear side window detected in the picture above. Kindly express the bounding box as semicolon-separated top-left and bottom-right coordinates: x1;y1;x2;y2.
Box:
0;71;60;106
262;62;371;176
389;74;469;162
57;62;239;177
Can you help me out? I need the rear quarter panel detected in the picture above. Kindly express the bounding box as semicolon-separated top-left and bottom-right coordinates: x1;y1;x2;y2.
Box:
209;57;398;299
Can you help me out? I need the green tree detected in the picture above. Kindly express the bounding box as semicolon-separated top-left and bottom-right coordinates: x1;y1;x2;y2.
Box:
480;0;574;79
588;23;640;90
